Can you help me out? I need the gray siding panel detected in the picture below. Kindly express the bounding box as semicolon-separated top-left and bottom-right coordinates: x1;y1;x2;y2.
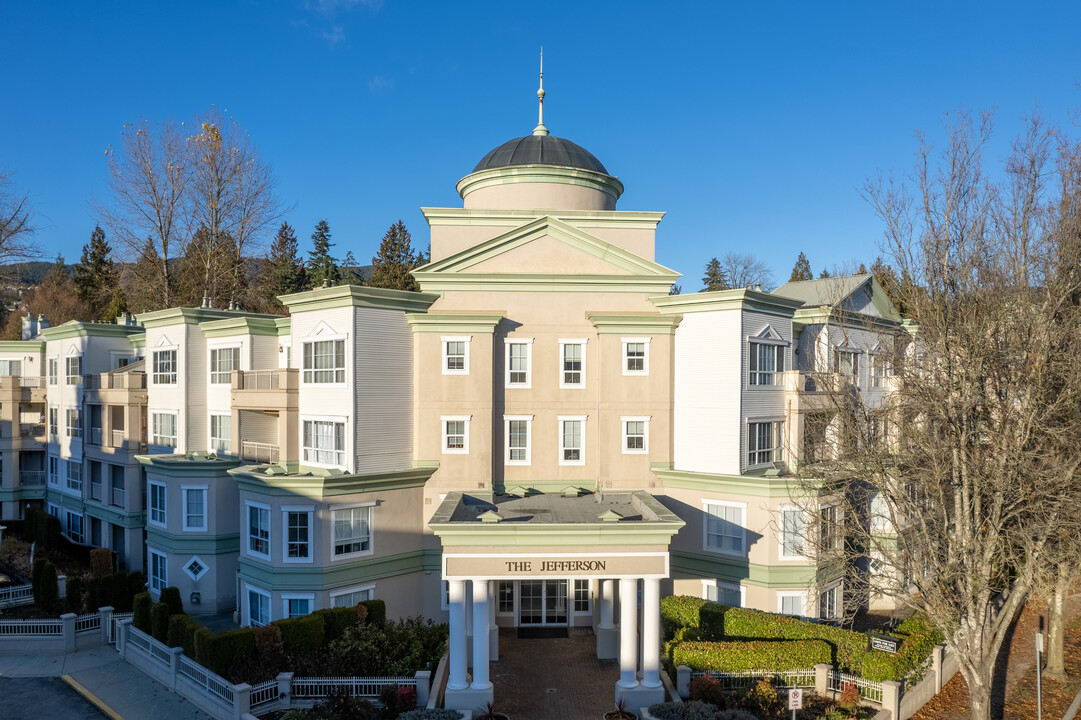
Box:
354;308;414;474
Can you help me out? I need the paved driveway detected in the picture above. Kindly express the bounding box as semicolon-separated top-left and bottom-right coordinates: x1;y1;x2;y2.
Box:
0;677;107;719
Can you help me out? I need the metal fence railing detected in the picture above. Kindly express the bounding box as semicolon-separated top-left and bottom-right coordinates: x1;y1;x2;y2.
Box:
688;668;817;690
829;669;884;703
0;583;34;609
291;675;419;700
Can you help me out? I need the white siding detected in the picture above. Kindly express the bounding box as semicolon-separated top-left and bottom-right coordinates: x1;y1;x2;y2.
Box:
739;311;792;473
252;335;278;371
354;307;413;474
293;307;355;469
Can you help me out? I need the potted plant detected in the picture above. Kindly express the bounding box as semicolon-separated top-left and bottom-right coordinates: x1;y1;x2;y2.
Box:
604;697;638;720
475;700;510;720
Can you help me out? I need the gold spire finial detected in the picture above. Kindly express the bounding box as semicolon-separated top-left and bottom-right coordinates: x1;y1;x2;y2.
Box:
533;47;549;136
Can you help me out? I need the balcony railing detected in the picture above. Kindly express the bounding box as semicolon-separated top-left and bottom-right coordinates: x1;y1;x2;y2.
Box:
85;372;147;391
234;368;299;391
90;482;103;502
19;423;46;440
240;441;280;464
111;429;125;448
90;427;103;445
0;376;46;389
19;470;46;487
111;487;126;508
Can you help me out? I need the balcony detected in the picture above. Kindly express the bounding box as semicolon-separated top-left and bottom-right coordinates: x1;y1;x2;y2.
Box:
19;422;46;442
240;440;280;464
84;372;147;391
111;486;126;508
232;369;299;412
19;470;46;487
89;427;103;445
0;376;48;403
90;481;103;502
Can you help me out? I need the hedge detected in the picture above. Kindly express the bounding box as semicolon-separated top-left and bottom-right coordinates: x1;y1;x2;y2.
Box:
65;576;85;613
24;508;61;550
313;606;362;643
671;639;832;672
273;614;326;655
167;614;201;656
661;595;709;639
160;586;184;616
36;560;59;611
151;601;172;642
196;627;257;677
358;599;386;626
133;592;152;633
89;547;114;578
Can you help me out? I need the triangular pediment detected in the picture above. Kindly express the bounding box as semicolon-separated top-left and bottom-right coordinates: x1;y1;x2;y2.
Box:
752;325;785;342
415;216;679;279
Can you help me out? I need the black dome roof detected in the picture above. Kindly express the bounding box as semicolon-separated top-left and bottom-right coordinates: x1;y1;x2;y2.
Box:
472;135;610;175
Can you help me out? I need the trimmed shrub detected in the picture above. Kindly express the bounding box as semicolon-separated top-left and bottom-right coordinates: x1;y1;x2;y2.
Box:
313;607;361;643
31;557;46;604
698;602;733;641
24;507;61;550
661;595;709;638
254;623;285;658
273;613;326;655
37;560;59;611
151;601;171;642
122;571;145;612
358;599;385;626
167;614;201;655
132;592;152;633
671;639;832;672
160;586;184;616
89;547;114;578
195;627;256;677
647;700;720;720
64;576;85;613
397;710;464;720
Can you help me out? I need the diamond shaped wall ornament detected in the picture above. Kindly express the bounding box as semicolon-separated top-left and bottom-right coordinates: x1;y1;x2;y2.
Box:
184;555;208;581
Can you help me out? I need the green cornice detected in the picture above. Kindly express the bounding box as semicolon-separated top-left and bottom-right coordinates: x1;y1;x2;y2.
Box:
199;316;280;338
405;313;505;334
588;313;682;335
652;463;812;498
0;487;46;503
146;528;241;555
230;465;437;499
415;275;678;295
792;306;903;333
278;284;440;314
670;551;818;589
40;321;144;341
136;453;245;478
420;207;664;230
275;317;292;336
83;502;144;528
0;340;44;353
238;549;439;590
651;289;804;319
137;307;274;330
455;165;624;203
129;334;146;348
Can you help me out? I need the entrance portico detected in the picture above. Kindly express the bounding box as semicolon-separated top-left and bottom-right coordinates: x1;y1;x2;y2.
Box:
429;490;684;711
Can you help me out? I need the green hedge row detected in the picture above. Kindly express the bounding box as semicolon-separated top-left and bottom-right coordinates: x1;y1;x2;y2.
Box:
671;639;832;672
195;627;257;677
168;614;201;657
358;599;386;626
661;595;708;639
272;614;326;655
24;508;61;550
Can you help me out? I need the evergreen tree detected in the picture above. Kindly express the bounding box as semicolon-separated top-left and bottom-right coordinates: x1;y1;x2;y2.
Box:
869;256;913;317
102;288;129;323
369;220;420;292
669;284;682;295
23;254;88;327
73;225;119;319
819;268;832;278
341;250;364;285
307;219;340;288
789;252;813;281
702;257;727;291
258;222;309;308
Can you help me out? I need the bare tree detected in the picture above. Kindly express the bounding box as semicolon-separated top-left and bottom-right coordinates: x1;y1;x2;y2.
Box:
718;252;773;290
101;119;191;309
188;107;281;306
0;170;40;269
792;110;1081;720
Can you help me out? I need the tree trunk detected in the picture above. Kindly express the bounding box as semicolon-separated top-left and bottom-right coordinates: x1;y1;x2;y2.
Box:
1045;565;1070;681
966;669;994;720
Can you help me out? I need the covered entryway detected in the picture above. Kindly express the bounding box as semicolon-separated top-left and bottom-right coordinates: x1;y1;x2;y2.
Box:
428;489;685;713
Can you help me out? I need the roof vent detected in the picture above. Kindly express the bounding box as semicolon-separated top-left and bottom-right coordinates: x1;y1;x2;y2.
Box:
598;509;623;522
562;486;581;498
478;510;503;523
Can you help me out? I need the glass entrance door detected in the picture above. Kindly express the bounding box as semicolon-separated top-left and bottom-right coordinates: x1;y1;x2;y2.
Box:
517;580;568;626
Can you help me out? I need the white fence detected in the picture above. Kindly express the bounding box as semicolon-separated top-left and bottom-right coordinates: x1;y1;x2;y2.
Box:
292;674;420;699
178;653;236;706
0;583;34;609
687;667;816;690
829;668;884;703
0;617;63;635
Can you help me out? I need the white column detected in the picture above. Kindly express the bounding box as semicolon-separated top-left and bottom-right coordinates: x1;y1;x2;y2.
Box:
447;579;468;691
618;577;639;689
600;579;615;629
641;577;661;688
488;580;499;662
471;578;492;690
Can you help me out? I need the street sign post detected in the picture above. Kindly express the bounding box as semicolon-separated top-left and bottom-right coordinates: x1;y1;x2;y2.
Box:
788;687;803;719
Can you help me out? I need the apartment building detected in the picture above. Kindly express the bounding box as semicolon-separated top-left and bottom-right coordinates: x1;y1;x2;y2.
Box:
1;113;905;709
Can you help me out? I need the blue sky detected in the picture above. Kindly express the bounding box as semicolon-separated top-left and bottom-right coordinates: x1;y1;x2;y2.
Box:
3;1;1080;289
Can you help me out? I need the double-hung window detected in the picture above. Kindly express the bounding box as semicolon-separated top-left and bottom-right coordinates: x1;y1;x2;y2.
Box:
871;354;892;388
302;339;345;383
48;456;59;487
149;549;168;593
283;595;312;619
66;356;82;385
66;511;84;543
781;508;806;558
210;414;231;453
152;412;178;448
66;408;81;438
332;505;371;557
152;349;177;385
48;358;58;385
778;592;806;616
442;416;469;455
748;420;784;466
303;420;345;466
331;585;373;608
622;416;649;454
210;347;239;384
559;416;586;465
248;586;270;627
704;501;745;555
65;461;82;493
749;341;785;386
819;504;841;552
247;503;271;558
442;337;469;375
704;580;743;607
148;482;166;526
283;508;313;562
48;407;58;437
505;415;531;465
559;340;586;388
622;338;649;376
0;359;22;376
183;486;207;531
505;339;532;388
574;579;590;612
819;585;839;620
833;347;860;386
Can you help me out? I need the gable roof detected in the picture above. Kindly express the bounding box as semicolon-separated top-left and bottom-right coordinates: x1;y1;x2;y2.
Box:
773;274;902;322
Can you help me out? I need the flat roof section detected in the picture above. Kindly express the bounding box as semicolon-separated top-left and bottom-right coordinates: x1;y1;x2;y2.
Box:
433;490;677;525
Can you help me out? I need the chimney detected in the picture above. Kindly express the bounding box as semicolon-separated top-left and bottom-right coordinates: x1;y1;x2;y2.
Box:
322;279;332;289
21;313;48;340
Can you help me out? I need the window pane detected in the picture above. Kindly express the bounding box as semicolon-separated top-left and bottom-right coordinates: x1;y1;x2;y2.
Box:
334;507;370;555
562;420;581;461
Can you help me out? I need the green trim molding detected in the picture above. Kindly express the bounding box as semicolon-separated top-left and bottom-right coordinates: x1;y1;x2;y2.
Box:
420;207;664;231
670;550;818;589
588;313;682;335
82;502;144;529
136;307;277;330
231;464;438;498
40;321;145;341
652;288;805;319
652;463;816;498
238;549;440;591
405;313;505;334
129;333;146;348
0;340;45;353
279;284;439;314
199;316;280;338
137;453;245;478
275;317;292;336
146;528;241;555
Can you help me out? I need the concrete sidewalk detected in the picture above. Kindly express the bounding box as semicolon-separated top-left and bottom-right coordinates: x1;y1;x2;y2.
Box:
0;646;216;720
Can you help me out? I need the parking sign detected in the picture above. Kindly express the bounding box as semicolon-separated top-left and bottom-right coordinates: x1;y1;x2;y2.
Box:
788;688;803;709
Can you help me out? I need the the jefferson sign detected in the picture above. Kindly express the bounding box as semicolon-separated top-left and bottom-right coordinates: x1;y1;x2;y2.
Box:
443;553;668;579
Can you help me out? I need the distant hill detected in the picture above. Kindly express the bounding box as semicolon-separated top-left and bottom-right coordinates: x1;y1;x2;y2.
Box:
0;260;373;287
